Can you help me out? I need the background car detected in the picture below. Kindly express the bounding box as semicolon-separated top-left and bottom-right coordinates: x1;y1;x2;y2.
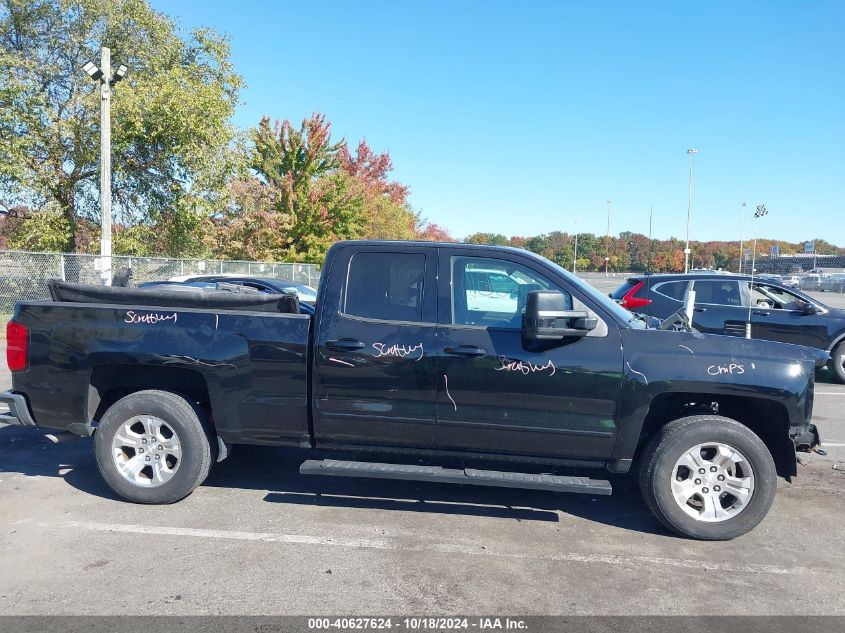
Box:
611;273;845;383
138;277;317;315
177;275;318;304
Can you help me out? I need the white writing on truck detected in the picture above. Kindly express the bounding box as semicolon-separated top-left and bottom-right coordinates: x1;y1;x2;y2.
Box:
707;363;745;376
124;311;178;325
372;342;424;361
494;356;556;376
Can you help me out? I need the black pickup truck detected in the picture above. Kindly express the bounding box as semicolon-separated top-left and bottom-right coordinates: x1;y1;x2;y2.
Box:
1;241;828;540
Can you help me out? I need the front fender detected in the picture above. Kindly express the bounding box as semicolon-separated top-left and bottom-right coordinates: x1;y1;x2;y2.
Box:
614;329;825;461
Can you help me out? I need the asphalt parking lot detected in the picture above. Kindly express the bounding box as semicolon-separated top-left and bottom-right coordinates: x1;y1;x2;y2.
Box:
1;289;844;615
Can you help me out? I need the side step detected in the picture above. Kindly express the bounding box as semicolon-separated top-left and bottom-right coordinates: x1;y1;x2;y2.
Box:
299;459;612;495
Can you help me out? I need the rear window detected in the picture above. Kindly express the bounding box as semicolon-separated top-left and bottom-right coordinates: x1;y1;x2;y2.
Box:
344;252;425;322
654;280;688;301
610;279;641;300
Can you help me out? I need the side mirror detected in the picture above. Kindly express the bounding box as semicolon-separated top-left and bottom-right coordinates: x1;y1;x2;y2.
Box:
797;299;820;315
523;290;597;341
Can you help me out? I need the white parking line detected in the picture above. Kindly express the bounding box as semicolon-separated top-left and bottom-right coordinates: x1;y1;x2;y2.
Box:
14;519;807;576
816;392;845;396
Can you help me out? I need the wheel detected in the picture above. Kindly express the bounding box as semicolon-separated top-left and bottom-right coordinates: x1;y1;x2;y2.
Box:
639;415;777;540
830;343;845;384
94;390;216;503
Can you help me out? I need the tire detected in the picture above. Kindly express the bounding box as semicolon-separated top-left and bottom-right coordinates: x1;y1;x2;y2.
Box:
94;390;216;504
830;343;845;384
639;415;777;540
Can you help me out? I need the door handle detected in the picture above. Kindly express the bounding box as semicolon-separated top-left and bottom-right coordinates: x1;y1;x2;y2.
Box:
325;338;366;351
444;345;486;357
693;307;707;312
752;310;771;316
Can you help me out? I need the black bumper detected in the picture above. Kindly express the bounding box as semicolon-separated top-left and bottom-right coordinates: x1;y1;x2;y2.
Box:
0;391;37;427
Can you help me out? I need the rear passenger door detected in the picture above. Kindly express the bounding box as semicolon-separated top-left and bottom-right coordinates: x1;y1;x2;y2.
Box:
313;246;438;447
691;279;748;336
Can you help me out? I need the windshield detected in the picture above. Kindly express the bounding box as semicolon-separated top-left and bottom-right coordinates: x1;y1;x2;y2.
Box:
543;260;647;329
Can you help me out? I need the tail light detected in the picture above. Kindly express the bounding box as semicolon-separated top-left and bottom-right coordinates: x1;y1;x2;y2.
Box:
620;281;652;309
6;321;28;372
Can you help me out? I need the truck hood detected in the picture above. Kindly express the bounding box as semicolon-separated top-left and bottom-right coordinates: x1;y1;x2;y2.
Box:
621;327;829;400
676;331;830;368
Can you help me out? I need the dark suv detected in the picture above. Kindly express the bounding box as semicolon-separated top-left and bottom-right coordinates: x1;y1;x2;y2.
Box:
612;273;845;383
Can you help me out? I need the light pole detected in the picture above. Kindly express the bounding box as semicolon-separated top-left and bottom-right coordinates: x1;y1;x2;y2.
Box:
746;204;768;339
572;221;579;274
605;200;611;276
684;148;698;273
82;48;128;285
738;202;747;273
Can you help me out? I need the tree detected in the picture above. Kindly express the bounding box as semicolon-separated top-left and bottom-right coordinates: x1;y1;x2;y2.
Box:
465;232;509;246
248;115;366;262
338;140;417;241
415;221;455;242
0;0;241;252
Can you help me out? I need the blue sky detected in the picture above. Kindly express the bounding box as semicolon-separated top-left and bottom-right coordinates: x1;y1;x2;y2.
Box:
153;0;844;244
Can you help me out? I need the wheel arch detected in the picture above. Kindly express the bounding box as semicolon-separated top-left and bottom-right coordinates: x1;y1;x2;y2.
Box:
828;331;845;353
89;364;213;428
638;392;796;479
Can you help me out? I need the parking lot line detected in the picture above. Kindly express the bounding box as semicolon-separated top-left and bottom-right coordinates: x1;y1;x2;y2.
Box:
12;518;808;575
816;392;845;396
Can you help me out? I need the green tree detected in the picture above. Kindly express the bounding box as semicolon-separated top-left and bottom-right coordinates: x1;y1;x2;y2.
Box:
248;115;366;262
465;232;509;246
0;0;241;252
338;140;417;241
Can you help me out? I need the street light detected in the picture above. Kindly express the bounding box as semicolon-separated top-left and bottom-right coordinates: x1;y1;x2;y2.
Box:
81;48;128;285
746;204;768;339
605;200;611;276
684;148;698;273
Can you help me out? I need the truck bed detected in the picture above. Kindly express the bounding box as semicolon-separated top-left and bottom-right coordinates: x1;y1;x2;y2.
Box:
10;300;312;445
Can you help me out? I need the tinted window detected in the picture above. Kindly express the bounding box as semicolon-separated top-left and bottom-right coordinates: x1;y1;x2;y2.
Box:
693;280;742;306
610;279;640;300
751;283;803;310
451;256;570;328
344;252;425;322
654;281;688;301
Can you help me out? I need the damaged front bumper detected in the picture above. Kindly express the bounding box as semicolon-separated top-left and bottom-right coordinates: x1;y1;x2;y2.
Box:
793;423;822;453
0;390;37;427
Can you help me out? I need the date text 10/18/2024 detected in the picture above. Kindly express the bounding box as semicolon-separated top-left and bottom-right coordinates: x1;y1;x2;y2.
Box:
307;617;529;630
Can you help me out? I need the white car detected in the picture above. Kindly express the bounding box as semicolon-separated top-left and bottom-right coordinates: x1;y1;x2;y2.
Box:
464;268;537;313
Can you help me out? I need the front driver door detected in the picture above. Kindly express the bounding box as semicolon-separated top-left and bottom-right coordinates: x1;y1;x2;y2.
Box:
747;282;830;349
434;250;623;460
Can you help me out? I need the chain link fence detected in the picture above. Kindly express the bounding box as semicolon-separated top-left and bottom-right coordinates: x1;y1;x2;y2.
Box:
0;250;321;314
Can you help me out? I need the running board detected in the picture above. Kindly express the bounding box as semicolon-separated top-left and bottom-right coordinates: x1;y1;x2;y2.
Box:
299;459;612;495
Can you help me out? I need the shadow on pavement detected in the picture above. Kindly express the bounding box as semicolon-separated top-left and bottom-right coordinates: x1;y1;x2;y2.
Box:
0;425;675;537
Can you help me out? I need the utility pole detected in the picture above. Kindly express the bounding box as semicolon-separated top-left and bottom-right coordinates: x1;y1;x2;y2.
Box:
604;200;611;275
572;221;578;274
738;202;746;273
684;148;698;273
83;48;127;285
100;47;112;284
